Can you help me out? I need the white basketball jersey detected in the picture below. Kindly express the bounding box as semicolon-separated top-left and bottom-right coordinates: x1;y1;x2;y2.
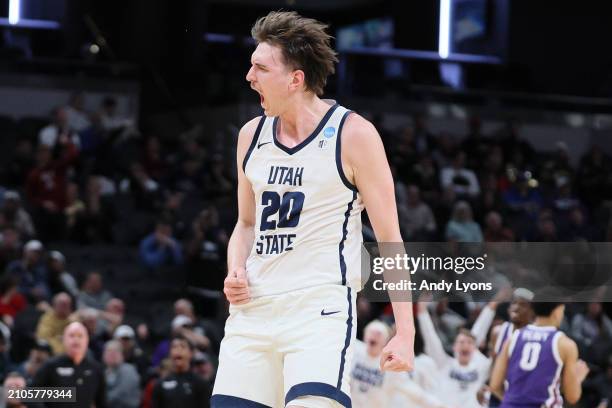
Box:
243;102;364;298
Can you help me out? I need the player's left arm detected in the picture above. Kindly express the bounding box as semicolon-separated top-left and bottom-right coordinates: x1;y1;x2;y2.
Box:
342;113;414;372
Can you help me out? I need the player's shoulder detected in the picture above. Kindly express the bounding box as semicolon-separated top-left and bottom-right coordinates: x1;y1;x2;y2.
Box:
556;331;578;356
341;112;379;139
238;116;265;146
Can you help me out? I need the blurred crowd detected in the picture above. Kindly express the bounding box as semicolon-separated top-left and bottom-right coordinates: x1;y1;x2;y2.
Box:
0;93;611;406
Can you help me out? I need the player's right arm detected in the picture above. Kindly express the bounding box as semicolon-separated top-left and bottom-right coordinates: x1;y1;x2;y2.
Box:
558;334;589;404
223;116;260;305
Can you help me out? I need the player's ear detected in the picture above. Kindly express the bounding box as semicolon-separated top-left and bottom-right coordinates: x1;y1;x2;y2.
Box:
289;69;305;91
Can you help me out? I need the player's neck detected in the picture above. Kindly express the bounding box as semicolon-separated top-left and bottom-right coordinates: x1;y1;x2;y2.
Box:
277;94;331;144
533;317;557;327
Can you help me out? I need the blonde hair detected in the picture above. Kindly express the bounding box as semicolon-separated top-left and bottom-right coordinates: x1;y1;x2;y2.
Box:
251;11;338;96
364;320;391;341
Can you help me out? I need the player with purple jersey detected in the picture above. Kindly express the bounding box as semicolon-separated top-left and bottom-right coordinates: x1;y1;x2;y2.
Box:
490;302;589;408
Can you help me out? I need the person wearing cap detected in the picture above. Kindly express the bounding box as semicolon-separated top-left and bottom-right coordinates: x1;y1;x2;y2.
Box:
6;240;50;302
113;325;148;381
151;335;210;408
1;190;36;240
46;250;79;299
103;339;140;408
15;339;52;385
33;321;106;408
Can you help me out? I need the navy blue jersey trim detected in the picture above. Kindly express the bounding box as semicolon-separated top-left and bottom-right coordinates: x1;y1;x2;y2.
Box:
272;103;339;155
211;394;272;407
285;382;352;408
335;110;358;192
336;287;353;393
242;116;266;173
338;191;356;286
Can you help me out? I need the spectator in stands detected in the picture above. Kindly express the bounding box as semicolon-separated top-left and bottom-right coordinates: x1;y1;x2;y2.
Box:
412;114;436;154
151;335;211;408
174;298;219;351
69;176;116;244
0;190;36;239
203;154;233;198
36;292;73;355
577;145;612;207
462;115;493;171
64;182;86;235
431;131;456;169
120;163;161;212
46;250;79;298
411;154;439;203
64;92;91;132
0;227;22;271
583;355;612;408
551;176;581;217
483;211;515;242
99;96;134;132
6;239;50;302
98;298;125;338
113;325;149;380
38;106;80;149
398;185;436;240
142;137;167;182
497;119;534;167
445;201;483;243
529;210;558;242
79;308;107;360
103;339;141;408
0;326;10;382
440;151;480;198
186;207;228;288
25;140;79;241
2;138;34;188
140;220;183;269
541;141;575;189
191;351;215;385
560;206;599;241
2;372;28;407
15;339;52;385
502;171;542;235
77;271;113;311
0;275;27;327
571;302;612;350
151;315;210;367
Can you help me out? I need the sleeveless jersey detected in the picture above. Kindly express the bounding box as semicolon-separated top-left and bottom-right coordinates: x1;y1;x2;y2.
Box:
494;321;516;355
501;325;564;408
242;102;364;298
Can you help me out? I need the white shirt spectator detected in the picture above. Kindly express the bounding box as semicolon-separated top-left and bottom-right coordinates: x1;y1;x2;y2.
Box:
440;167;480;197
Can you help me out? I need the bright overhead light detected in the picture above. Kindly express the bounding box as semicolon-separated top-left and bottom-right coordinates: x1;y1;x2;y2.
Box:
439;0;452;59
8;0;20;25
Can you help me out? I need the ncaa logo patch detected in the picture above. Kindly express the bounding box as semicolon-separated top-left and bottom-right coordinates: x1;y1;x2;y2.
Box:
323;127;336;138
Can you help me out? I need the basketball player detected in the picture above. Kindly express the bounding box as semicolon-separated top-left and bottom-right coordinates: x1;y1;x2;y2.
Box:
478;288;534;406
490;302;590;408
211;11;414;408
416;298;498;407
350;320;447;408
490;288;535;359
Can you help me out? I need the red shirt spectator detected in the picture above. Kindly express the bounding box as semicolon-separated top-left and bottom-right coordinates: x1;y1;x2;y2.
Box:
25;141;79;212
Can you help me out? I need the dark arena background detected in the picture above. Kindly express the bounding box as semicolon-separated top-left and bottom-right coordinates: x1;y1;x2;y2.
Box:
0;1;611;407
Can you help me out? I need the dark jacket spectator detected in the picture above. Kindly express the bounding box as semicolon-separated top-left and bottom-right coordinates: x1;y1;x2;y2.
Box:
6;240;50;302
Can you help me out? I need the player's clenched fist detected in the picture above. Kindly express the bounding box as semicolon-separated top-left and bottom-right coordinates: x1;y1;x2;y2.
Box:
224;266;251;305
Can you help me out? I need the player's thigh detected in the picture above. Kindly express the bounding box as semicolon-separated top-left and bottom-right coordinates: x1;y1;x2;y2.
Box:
212;302;283;407
282;287;356;408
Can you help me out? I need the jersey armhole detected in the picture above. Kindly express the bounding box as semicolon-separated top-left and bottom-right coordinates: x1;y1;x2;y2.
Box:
241;115;266;173
335;110;359;192
507;329;520;356
552;332;563;365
